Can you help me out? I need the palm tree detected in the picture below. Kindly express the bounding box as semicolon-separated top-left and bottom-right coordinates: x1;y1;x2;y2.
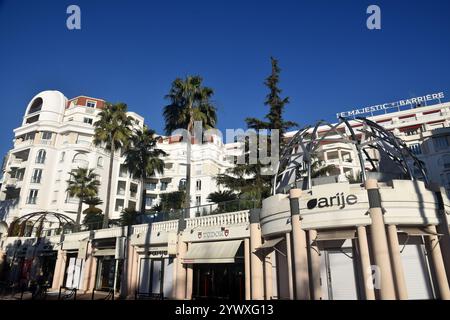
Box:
83;196;103;215
163;76;217;211
119;208;140;226
66;168;100;231
93;103;133;228
124;125;166;215
207;190;237;203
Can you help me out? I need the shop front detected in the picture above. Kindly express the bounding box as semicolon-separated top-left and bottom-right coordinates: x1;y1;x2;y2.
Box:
259;179;450;300
181;212;251;300
184;240;245;299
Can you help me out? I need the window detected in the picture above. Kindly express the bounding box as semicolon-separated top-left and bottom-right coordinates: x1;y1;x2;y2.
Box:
117;181;126;195
28;97;43;114
146;182;157;191
27;189;38;204
60;151;65;162
161;181;169;191
195;164;202;175
128;201;136;211
14;168;25;181
119;164;128;178
433;136;449;151
36;149;46;164
42;131;52;140
196;179;202;191
86;100;96;108
26;115;40;124
68;117;74;122
31;169;42;183
195;196;201;206
83;117;93;125
409;144;422;155
97;157;103;167
130;183;138;198
179;179;187;190
145;196;154;207
115;199;125;212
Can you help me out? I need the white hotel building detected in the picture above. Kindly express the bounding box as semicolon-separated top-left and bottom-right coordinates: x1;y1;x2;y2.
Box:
0;91;450;300
0;90;235;227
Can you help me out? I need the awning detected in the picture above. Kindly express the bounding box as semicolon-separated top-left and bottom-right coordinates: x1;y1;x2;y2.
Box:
257;238;284;250
398;227;443;237
93;248;116;256
183;240;242;264
315;230;356;241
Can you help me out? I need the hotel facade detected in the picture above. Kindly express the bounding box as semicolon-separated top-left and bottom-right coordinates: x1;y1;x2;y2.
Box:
0;91;450;300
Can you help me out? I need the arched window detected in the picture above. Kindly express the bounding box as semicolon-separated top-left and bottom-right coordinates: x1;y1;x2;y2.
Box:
97;156;103;167
196;179;202;191
72;153;88;167
28;97;43;114
179;178;187;191
35;149;46;164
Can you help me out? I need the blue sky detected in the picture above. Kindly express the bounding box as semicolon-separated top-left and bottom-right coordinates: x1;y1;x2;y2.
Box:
0;0;450;158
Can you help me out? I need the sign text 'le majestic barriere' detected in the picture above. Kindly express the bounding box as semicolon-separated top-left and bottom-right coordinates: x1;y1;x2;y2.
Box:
337;92;445;119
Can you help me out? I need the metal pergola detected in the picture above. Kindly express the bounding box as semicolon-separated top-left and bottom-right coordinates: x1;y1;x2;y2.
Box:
273;117;429;194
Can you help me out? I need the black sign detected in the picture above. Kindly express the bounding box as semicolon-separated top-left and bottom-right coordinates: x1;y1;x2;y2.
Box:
307;193;358;210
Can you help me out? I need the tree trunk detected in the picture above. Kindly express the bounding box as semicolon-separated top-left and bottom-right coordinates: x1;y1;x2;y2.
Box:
75;197;83;232
184;114;193;218
140;176;146;216
103;149;115;228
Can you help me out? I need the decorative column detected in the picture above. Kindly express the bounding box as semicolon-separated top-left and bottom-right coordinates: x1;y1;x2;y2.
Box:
51;249;66;290
435;186;450;283
244;238;251;300
80;241;94;293
126;242;136;298
285;232;294;300
425;225;450;300
386;225;408;299
308;229;321;300
175;234;187;300
185;244;193;300
289;189;310;300
365;179;396;300
356;226;375;300
249;208;264;300
264;249;273;299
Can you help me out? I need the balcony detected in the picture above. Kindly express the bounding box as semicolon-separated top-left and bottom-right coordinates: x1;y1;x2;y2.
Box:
72;159;89;168
14;139;33;148
185;210;250;229
9;158;25;168
5;178;22;188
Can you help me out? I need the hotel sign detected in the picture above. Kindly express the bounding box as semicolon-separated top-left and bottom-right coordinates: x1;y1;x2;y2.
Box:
337;92;445;119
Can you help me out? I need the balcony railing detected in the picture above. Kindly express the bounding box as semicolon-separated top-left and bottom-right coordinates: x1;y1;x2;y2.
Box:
15;199;257;239
185;210;249;229
72;159;89;167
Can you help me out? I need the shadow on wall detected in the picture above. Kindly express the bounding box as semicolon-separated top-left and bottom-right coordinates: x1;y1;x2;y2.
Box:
0;199;19;222
0;237;57;289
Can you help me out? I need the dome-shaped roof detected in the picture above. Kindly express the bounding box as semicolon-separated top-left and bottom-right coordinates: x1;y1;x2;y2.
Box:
23;90;68;124
24;90;67;117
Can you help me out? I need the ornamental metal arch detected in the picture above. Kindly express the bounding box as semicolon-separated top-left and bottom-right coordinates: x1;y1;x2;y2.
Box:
273;117;429;194
7;211;75;237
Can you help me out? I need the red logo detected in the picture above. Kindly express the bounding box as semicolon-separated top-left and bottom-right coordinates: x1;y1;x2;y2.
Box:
224;229;229;237
197;232;202;239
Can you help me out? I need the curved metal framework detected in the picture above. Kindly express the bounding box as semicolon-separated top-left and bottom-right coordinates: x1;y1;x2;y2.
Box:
273;117;429;194
7;211;75;237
